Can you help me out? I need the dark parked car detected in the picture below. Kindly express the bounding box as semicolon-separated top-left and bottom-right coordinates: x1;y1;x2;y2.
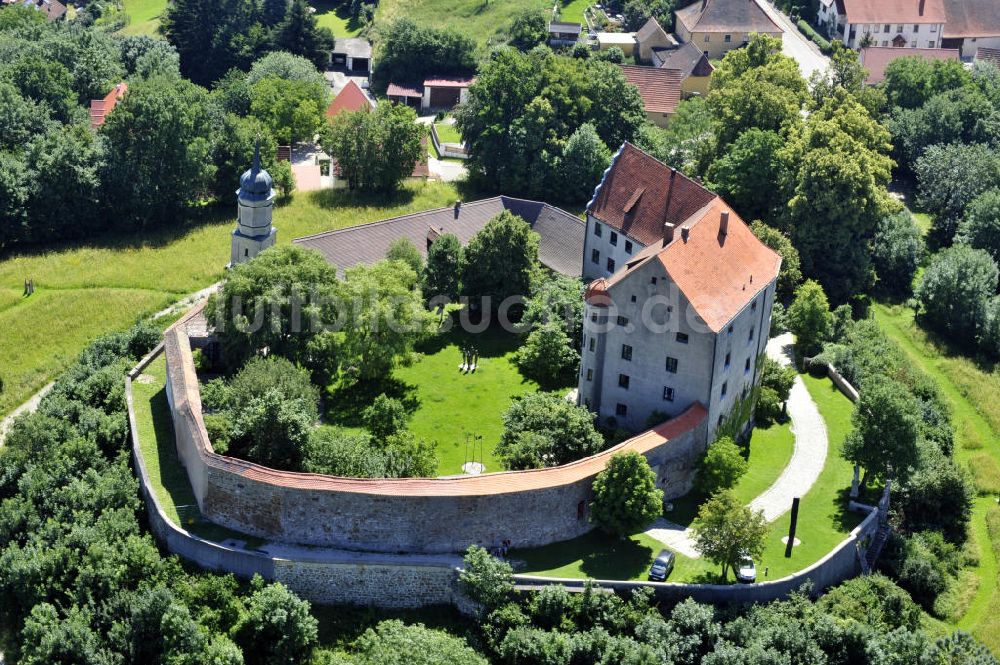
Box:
648;550;675;581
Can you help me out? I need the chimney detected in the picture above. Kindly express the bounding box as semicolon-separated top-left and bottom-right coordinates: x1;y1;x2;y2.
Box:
720;210;730;236
663;222;676;245
681;227;690;242
453;200;461;218
919;0;925;15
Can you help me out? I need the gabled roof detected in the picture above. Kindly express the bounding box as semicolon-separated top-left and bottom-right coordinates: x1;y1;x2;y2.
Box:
587;142;717;247
386;82;423;98
89;82;127;130
675;0;783;34
294;197;585;277
859;46;959;84
943;0;1000;38
597;196;781;332
619;65;683;115
549;21;583;34
655;41;715;77
636;16;669;43
326;80;375;118
836;0;945;25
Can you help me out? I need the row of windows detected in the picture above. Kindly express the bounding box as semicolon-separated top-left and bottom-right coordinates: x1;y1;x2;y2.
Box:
861;23;937;33
592;223;635;253
591;249;616;273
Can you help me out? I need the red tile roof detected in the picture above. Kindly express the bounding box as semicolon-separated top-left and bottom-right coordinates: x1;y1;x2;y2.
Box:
676;0;783;34
326;80;374;118
859;46;959;84
943;0;1000;38
423;76;475;88
587;142;717;247
386;82;422;98
89;82;127;130
839;0;945;25
618;64;683;115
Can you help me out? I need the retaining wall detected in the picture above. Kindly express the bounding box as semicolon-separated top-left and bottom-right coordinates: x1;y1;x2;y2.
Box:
161;303;709;555
429;123;470;160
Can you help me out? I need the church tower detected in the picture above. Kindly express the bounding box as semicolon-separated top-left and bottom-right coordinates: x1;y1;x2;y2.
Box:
230;141;277;267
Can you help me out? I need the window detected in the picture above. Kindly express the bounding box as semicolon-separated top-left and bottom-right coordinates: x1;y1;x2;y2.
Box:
724;34;732;43
928;40;935;47
650;276;658;285
591;248;600;264
881;40;888;46
745;357;751;373
630;295;637;303
606;257;616;272
931;24;937;32
913;24;919;32
244;248;249;257
616;403;628;417
621;344;633;361
703;34;710;42
625;240;633;253
590;312;598;322
724;352;731;368
617;315;629;327
665;356;678;373
593;222;602;237
676;332;689;344
610;231;618;246
589;337;596;352
896;24;903;32
883;24;890;32
721;381;728;397
910;40;917;47
751;300;757;312
663;386;675;401
718;415;724;427
748;327;755;342
586;368;593;381
703;50;709;57
727;324;734;336
618;374;630;389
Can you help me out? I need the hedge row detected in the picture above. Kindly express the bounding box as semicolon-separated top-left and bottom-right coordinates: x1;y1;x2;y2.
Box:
797;19;833;54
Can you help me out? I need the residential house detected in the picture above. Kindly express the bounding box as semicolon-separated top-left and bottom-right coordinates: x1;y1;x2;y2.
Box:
859;45;959;84
618;65;683;127
8;0;66;21
596;31;638;57
549;21;583;47
330;38;372;74
817;0;946;49
674;0;783;60
387;77;474;112
89;82;127;130
325;80;375;119
577;142;780;436
652;41;715;96
635;17;675;63
294;197;585;278
941;0;1000;60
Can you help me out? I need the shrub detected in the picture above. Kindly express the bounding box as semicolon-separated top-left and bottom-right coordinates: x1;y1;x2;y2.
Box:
915;244;998;345
233;577;317;665
362;394;408;440
514;323;580;388
497;392;604;469
871;211;923;298
227;389;314;470
956;188;1000;264
386;238;424;275
227;355;320;420
460;546;514;612
796;19;831;53
760;357;796;403
590;451;664;536
203;413;232;454
786;280;833;356
351;620;488;665
818;574;922;632
696;437;748;495
755;386;783;424
423;233;464;304
879;532;963;612
896;446;973;544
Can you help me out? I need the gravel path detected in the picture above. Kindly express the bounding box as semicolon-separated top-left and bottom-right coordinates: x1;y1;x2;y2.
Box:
644;332;829;557
0;382;53;447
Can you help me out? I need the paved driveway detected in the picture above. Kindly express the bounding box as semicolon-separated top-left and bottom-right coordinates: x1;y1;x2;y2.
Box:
755;0;830;80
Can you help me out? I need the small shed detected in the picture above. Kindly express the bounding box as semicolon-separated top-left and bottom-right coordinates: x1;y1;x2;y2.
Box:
549;21;583;47
330;38;372;74
386;82;423;109
421;77;474;111
596;31;637;57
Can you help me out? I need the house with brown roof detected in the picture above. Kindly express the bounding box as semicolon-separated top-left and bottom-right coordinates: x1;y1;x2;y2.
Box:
618;64;683;127
941;0;1000;60
859;45;959;84
10;0;66;21
652;41;715;97
674;0;783;60
577;142;780;435
89;82;127;130
817;0;946;49
326;80;375;119
635;17;675;63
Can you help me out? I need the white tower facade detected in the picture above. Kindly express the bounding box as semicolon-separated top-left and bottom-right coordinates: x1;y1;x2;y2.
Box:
230;141;277;267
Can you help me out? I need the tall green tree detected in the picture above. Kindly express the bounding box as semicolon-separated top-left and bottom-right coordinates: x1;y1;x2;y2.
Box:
590;451;664;536
506;9;547;51
915;244;999;344
423;233;464;304
882;56;972;109
250;75;325;144
750;221;802;303
691;490;768;581
843;379;921;485
496;392;603;469
707;129;787;225
162;0;266;85
871;211;924;298
372;18;477;89
786;280;833;355
270;0;335;69
916;143;1000;246
321;102;424;192
462;211;539;308
559;123;612;203
696;437;748;496
957;189;1000;263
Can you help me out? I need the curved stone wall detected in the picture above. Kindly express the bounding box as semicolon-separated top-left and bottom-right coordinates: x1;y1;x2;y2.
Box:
163;304;708;554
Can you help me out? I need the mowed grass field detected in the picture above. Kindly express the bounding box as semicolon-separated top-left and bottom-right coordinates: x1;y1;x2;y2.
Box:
312;0;364;36
377;0;551;45
558;0;590;24
873;303;1000;654
0;182;460;419
120;0;167;36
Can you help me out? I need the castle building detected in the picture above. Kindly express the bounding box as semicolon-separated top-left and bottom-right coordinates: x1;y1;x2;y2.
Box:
577;143;781;440
230;142;277;267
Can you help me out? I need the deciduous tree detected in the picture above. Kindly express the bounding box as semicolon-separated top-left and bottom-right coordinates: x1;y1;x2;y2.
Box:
322;102;424;192
691;490;768;581
591;451;664;536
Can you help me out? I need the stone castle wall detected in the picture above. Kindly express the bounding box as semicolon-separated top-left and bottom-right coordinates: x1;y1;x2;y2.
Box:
162;303;709;555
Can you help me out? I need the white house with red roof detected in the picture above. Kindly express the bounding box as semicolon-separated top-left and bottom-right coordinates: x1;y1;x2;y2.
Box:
818;0;946;49
577;143;781;437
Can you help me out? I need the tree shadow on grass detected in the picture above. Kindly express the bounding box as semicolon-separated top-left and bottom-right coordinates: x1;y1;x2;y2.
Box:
306;186;417;211
832;486;867;532
578;534;656;580
323;377;419;428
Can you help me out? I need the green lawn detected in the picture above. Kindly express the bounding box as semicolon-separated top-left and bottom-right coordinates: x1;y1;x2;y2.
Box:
558;0;590;24
324;326;570;476
131;353;267;547
312;0;364;36
120;0;167;36
433;122;463;144
0;182;460;419
377;0;551;45
873;303;1000;654
732;419;796;505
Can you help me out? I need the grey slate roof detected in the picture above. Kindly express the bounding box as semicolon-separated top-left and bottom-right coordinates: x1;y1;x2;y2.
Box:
293;197;585;277
654;42;715;77
332;37;372;59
